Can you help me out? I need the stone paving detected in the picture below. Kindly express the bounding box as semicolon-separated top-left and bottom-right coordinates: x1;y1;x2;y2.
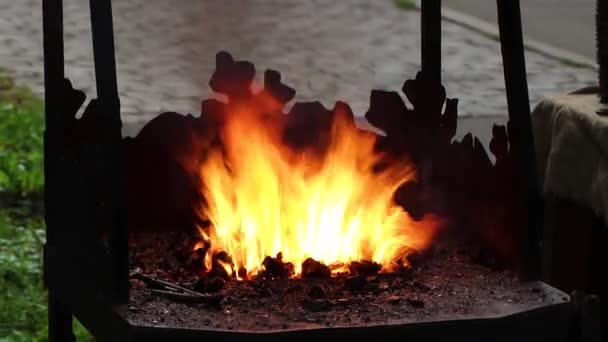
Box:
446;0;596;59
0;0;598;127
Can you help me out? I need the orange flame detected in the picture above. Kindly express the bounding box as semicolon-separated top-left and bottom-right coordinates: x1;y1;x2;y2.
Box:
197;103;439;279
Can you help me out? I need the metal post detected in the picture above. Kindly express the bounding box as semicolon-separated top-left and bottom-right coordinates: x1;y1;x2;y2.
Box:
89;0;128;303
89;0;119;102
48;295;76;342
43;1;76;340
421;0;442;83
42;0;64;247
496;0;543;280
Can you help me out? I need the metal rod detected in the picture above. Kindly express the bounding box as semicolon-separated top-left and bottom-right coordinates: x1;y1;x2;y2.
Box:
89;0;119;101
421;0;442;83
496;0;543;280
48;294;76;342
89;0;128;303
42;0;65;117
42;0;65;249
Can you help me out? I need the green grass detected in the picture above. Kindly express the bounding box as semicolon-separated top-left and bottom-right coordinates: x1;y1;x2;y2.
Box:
0;72;91;341
0;70;45;200
0;211;91;342
394;0;417;10
0;212;48;341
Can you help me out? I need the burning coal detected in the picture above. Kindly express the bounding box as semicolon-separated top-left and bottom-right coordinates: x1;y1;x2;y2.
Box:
194;96;440;279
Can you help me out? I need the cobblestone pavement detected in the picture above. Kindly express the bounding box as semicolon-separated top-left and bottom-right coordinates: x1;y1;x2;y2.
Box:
446;0;596;59
0;0;597;127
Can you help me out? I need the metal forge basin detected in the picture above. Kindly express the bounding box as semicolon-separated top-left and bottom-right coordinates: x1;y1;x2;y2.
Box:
113;252;570;342
44;240;571;342
41;0;566;339
115;282;569;342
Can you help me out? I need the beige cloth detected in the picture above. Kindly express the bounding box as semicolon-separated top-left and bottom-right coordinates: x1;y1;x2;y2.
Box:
532;87;608;225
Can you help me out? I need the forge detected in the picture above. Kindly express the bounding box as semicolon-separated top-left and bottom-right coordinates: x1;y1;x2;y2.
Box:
116;51;568;340
42;1;572;341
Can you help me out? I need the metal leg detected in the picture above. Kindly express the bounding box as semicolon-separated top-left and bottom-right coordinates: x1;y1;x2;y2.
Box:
89;0;128;304
421;0;442;83
43;0;76;339
48;293;76;342
496;0;543;280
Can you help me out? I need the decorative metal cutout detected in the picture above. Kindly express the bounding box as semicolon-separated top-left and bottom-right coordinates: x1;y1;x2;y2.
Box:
126;52;524;271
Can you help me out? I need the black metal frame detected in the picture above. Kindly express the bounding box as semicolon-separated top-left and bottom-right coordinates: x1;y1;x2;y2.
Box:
495;0;543;280
420;0;542;281
42;0;544;340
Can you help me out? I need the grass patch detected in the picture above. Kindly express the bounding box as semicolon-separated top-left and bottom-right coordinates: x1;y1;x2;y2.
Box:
0;212;91;341
394;0;417;10
0;69;45;200
0;213;46;340
0;72;91;341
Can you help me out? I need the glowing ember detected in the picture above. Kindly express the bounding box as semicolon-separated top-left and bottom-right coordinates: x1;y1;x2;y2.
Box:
196;102;440;279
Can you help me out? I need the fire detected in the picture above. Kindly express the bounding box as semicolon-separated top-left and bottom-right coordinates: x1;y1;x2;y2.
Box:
196;102;439;279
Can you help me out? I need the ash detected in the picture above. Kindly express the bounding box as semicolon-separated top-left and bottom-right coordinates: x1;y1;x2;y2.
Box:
122;233;559;332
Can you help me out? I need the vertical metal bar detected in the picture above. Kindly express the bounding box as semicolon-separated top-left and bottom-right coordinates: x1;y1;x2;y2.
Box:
421;0;442;83
496;0;543;280
43;3;75;340
42;0;64;246
43;0;65;106
89;0;119;102
48;294;76;342
89;0;128;303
